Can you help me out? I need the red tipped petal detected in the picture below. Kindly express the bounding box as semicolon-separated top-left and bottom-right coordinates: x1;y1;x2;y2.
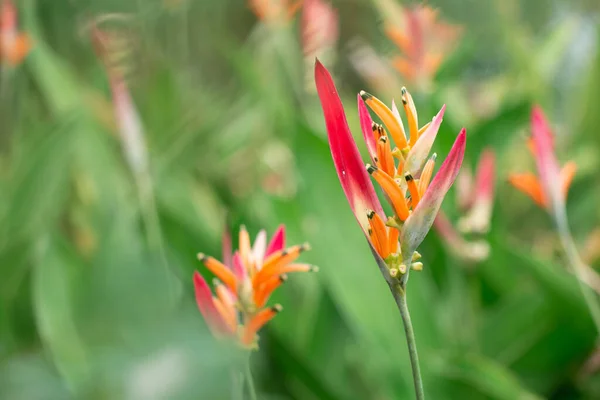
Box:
531;106;562;213
358;95;377;162
232;251;246;280
474;148;495;205
401;128;466;258
265;225;286;258
193;272;228;334
315;60;384;234
402;104;445;177
458;149;495;233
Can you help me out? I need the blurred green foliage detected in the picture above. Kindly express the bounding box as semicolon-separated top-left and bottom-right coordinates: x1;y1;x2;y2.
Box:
1;0;600;399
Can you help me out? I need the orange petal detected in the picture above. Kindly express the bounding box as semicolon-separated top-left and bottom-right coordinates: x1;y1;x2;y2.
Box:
405;173;421;209
367;164;410;221
197;253;237;293
253;244;310;287
401;88;419;146
360;91;408;149
255;263;317;286
418;154;436;195
5;34;31;66
508;173;546;208
368;210;389;258
212;296;237;334
376;136;395;177
254;275;287;308
242;305;281;346
560;161;576;200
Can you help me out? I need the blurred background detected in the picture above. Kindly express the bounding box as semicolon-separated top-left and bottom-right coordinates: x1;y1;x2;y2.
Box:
1;0;600;398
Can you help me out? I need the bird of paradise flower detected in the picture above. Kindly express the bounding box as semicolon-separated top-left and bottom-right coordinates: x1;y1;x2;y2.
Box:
314;60;466;399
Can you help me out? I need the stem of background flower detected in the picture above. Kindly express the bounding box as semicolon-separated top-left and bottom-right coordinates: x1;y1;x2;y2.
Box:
244;354;258;400
555;213;600;338
231;368;244;400
392;283;425;400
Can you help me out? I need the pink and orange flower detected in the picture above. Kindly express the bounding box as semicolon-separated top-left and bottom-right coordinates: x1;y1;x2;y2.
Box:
508;106;576;213
385;5;461;88
249;0;302;25
314;60;466;280
0;0;31;66
193;225;315;348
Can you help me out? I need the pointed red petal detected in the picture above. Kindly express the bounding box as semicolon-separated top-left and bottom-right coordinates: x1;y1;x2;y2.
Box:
232;251;246;280
265;225;286;258
530;106;563;213
401;128;466;258
458;148;495;233
315;60;384;234
358;95;377;163
193;272;228;334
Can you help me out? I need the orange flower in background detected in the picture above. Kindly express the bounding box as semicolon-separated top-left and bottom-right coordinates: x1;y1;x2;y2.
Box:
194;225;316;348
385;4;461;88
0;0;31;66
249;0;302;24
508;106;576;211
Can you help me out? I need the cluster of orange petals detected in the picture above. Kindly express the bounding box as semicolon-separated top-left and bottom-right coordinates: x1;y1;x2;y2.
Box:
385;5;461;85
0;0;31;66
248;0;302;24
194;225;315;348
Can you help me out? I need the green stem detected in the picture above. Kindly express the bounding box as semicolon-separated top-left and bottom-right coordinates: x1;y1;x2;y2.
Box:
392;284;425;400
244;356;258;400
555;217;600;337
231;368;244;400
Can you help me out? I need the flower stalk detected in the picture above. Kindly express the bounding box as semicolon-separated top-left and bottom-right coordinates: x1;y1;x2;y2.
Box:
315;60;466;399
392;284;424;400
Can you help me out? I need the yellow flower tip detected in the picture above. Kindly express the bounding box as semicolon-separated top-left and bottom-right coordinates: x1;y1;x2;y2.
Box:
389;267;400;278
310;265;320;273
412;251;422;261
359;90;372;101
404;172;414;182
411;262;424;271
280;274;289;282
378;135;388;144
300;242;311;252
197;252;207;262
366;209;376;219
272;304;283;313
400;87;408;103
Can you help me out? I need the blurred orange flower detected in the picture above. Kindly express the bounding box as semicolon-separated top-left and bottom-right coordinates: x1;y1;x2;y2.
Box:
0;0;31;66
385;5;461;88
249;0;302;24
194;225;316;348
508;106;576;210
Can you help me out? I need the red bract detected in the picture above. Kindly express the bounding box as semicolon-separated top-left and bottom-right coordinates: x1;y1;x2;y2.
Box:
315;60;466;278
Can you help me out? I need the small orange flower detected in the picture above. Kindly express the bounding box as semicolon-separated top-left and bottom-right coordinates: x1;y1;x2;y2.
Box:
0;0;31;66
385;5;461;88
193;225;316;348
249;0;302;24
508;106;576;210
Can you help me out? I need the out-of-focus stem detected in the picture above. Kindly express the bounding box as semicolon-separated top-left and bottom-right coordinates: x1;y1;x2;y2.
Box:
392;283;425;400
555;214;600;337
244;355;258;400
